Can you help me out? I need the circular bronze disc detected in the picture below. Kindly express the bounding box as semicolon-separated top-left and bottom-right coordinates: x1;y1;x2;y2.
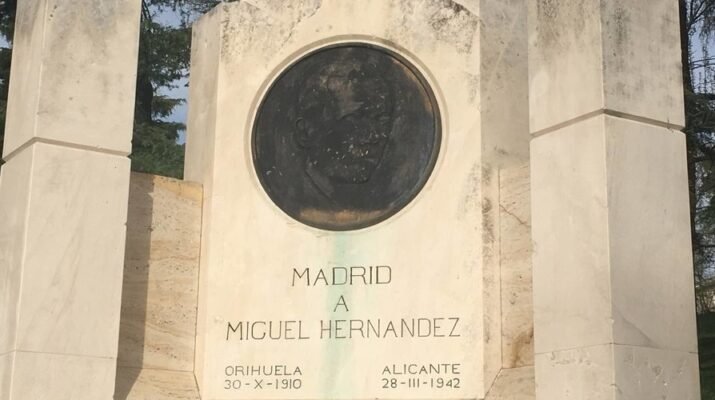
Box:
252;44;441;231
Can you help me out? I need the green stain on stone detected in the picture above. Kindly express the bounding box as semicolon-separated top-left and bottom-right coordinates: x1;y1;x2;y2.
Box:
320;233;354;397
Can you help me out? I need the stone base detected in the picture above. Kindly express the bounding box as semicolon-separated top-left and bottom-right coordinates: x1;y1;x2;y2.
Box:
485;367;535;400
1;351;116;399
115;367;200;400
535;344;700;400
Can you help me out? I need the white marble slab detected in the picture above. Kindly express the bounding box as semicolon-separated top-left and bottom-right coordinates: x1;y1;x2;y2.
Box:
184;1;514;399
0;150;33;355
605;117;698;353
115;367;201;400
11;143;130;358
3;0;141;156
531;116;699;356
531;116;613;354
7;351;117;400
0;352;11;400
528;0;684;133
535;345;700;400
485;366;535;400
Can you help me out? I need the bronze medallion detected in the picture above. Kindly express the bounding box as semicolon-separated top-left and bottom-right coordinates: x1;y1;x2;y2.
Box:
253;44;441;231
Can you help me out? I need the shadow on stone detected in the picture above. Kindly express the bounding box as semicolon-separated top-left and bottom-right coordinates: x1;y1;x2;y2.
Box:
112;172;203;399
114;173;155;399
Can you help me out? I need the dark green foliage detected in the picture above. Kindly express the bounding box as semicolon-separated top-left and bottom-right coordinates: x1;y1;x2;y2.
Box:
0;47;10;159
699;313;715;398
682;1;715;398
132;121;186;178
131;0;221;178
0;0;14;39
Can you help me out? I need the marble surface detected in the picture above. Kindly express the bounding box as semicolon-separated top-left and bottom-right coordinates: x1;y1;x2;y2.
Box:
605;117;698;353
480;0;530;166
535;345;700;400
185;13;221;389
184;1;516;398
531;116;699;355
115;367;201;400
531;116;613;354
0;352;11;400
480;0;530;382
3;0;141;156
115;173;202;399
5;351;117;400
529;1;697;398
0;149;33;355
499;164;534;369
530;1;698;388
528;0;604;133
612;345;701;400
528;0;684;133
3;143;130;359
117;173;202;372
534;345;620;400
184;10;219;185
600;0;684;127
482;165;502;390
0;1;140;398
485;366;535;400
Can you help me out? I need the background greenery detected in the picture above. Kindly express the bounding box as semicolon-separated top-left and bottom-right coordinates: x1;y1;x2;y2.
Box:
0;0;225;176
683;1;715;394
701;313;715;398
0;0;13;159
1;0;715;396
129;0;226;177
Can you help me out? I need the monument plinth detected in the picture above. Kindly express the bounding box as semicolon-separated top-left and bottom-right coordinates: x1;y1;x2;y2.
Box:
184;1;527;399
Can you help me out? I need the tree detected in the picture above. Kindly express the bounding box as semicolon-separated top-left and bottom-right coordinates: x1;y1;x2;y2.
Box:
680;1;715;397
680;0;715;311
0;0;223;177
130;0;221;178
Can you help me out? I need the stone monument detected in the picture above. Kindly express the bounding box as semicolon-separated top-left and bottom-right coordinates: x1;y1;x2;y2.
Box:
184;1;530;399
0;0;703;399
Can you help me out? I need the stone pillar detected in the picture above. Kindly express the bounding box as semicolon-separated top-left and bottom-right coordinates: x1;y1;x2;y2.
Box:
529;1;700;399
0;1;141;398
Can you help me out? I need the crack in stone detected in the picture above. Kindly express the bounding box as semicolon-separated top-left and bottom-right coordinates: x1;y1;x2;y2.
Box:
500;204;529;228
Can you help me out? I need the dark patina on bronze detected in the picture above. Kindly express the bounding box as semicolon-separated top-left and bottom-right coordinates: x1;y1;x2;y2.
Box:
252;44;441;231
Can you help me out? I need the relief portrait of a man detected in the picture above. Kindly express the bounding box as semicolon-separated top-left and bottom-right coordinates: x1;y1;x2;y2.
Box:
294;60;395;196
253;44;440;231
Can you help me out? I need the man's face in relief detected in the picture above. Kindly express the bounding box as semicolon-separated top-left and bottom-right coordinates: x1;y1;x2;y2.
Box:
294;63;395;185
